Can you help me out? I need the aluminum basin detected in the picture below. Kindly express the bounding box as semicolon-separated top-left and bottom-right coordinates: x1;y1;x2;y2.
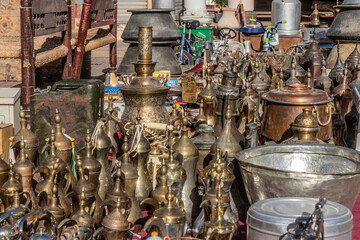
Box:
235;144;360;209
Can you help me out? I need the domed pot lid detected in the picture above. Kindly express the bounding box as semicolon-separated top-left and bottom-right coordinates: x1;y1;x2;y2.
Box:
262;83;332;105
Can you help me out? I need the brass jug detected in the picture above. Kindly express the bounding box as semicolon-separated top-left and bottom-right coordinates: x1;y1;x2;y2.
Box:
4;190;30;225
314;58;332;93
120;26;170;133
121;136;143;229
13;106;39;163
79;129;102;189
71;188;94;228
106;164;130;213
0;155;9;188
173;117;201;222
12;137;37;209
44;184;65;226
54;109;73;165
198;75;217;127
0;162;22;208
93;121;114;201
94;199;129;240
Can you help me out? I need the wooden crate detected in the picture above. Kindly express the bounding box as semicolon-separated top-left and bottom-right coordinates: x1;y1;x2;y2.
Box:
0;124;13;163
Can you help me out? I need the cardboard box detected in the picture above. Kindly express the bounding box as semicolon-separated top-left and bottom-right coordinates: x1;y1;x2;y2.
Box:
0;124;13;163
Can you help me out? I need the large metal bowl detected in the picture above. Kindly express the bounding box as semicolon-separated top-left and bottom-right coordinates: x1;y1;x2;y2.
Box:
235;144;360;209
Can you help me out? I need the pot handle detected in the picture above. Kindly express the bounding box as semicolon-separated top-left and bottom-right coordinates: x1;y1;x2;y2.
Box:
312;102;335;126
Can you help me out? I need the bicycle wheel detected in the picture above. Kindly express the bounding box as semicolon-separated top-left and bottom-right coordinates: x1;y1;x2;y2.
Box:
176;50;195;65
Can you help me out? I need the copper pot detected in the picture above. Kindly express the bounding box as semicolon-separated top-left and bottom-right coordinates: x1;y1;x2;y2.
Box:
262;83;333;141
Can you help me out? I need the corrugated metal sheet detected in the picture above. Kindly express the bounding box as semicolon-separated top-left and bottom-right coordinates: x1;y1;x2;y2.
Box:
117;0;147;24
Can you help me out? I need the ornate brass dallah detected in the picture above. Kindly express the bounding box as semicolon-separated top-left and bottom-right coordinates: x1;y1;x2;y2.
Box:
71;188;94;228
251;61;269;93
94;199;129;240
120;136;143;229
282;108;325;144
79;129;101;189
198;73;216;127
314;57;332;93
310;3;321;27
54;109;73;165
333;66;353;122
285;61;302;86
238;79;259;135
173;116;201;223
125;118;152;201
45;184;65;226
345;42;360;73
13;106;39;163
211;107;242;161
329;43;345;82
12;137;37;209
93;120;114;201
145;186;186;239
105;164;130;215
204;188;235;240
349;62;360;89
165;139;186;202
141;157;168;209
120;26;170;133
1;162;22;208
4;190;30;225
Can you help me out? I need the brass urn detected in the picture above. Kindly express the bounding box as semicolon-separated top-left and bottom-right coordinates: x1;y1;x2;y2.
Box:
120;26;170;133
13;106;38;163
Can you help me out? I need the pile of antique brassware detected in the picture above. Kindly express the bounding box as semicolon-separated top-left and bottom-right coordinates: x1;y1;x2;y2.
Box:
3;25;360;239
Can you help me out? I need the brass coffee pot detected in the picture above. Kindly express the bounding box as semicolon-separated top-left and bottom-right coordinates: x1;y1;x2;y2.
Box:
93;121;114;201
0;155;9;188
94;199;130;240
204;188;235;240
4;190;30;225
145;186;186;239
79;129;101;189
120;136;143;230
12;137;37;209
13;106;39;163
141;157;169;209
282;108;325;144
285;61;302;86
314;57;332;93
105;163;130;212
53;109;73;165
1;162;22;208
198;75;217;127
44;184;65;226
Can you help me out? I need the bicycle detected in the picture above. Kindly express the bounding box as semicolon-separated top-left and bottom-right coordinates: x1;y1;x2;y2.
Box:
176;19;201;65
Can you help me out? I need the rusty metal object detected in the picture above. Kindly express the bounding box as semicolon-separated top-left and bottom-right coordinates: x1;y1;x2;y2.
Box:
282;108;325;144
79;129;101;189
120;136;143;228
262;83;333;141
13;106;38;163
120;26;170;133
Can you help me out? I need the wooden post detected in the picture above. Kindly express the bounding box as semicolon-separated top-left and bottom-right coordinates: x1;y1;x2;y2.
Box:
148;0;152;9
72;0;93;79
109;0;118;75
62;0;73;79
20;0;35;122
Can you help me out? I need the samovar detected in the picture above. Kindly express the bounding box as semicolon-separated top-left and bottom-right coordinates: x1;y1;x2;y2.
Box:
93;119;113;201
53;109;73;165
94;199;129;240
120;26;170;133
173;116;201;223
13;106;39;163
282;108;325;144
12;137;37;209
262;83;333;141
120;136;143;230
144;186;186;239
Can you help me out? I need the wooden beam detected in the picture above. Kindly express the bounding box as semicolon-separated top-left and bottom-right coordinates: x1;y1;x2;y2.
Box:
148;0;152;9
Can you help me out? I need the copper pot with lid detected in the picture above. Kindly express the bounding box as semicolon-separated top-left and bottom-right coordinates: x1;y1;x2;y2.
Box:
262;83;333;141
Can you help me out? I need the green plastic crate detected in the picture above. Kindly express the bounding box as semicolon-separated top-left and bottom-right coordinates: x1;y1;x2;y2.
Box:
178;26;214;56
